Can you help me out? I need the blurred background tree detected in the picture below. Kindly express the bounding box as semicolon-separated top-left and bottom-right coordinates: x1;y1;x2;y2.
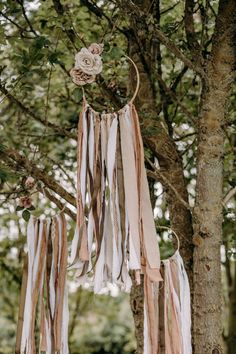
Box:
0;1;235;353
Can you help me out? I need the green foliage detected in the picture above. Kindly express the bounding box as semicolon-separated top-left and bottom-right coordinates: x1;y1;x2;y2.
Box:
22;209;30;221
0;168;8;185
0;0;235;352
69;291;135;354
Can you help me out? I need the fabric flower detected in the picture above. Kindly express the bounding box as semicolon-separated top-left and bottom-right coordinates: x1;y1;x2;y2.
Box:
88;43;104;55
70;68;95;86
18;196;33;209
25;176;35;189
75;48;102;75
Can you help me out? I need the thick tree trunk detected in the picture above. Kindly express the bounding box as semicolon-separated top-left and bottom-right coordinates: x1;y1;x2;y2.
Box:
193;1;236;353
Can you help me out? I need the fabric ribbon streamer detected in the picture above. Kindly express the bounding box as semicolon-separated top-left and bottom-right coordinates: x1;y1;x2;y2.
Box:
71;102;161;292
143;250;192;354
70;100;162;353
70;96;192;354
163;250;192;354
16;214;69;354
71;101;162;286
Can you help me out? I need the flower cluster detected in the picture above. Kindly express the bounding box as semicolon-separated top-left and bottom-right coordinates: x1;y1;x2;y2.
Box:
70;43;104;86
16;176;36;221
18;196;33;209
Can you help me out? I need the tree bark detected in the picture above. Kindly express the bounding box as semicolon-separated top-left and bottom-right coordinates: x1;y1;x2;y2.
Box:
193;1;236;353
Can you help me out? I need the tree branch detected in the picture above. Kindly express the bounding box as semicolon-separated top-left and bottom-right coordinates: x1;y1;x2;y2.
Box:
120;0;206;78
80;0;104;18
223;187;236;207
0;83;76;140
184;0;203;61
0;10;28;33
160;1;180;15
171;66;188;92
16;0;38;37
37;186;76;221
146;162;192;212
0;148;76;207
155;71;195;124
52;0;80;50
153;27;206;78
80;0;126;35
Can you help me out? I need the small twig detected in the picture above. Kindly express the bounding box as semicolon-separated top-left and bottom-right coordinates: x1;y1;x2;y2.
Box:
174;132;196;141
80;0;126;35
17;0;38;37
0;83;76;140
160;1;180;15
223;187;236;207
206;0;217;17
0;148;76;207
0;187;25;197
154;28;206;79
52;0;79;50
0;10;28;33
42;154;76;192
155;72;195;123
181;137;196;158
146;157;192;211
37;186;76;221
171;66;188;92
121;0;206;79
184;0;203;62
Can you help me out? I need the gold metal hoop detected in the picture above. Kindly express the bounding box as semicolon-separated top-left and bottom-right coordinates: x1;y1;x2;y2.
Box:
123;54;140;103
157;226;180;252
81;54;140;106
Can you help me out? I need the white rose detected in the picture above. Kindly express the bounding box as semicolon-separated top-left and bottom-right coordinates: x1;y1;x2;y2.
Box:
75;48;102;75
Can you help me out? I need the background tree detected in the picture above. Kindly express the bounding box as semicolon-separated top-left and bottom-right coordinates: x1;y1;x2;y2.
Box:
0;1;235;353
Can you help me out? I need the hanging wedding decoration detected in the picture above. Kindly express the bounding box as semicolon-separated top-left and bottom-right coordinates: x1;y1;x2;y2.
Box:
16;214;69;354
162;251;192;354
70;101;163;353
14;42;192;354
71;101;162;281
143;248;192;354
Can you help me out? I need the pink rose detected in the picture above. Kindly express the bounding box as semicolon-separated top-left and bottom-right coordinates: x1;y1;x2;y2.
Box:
25;176;35;189
18;196;32;209
88;43;104;55
70;67;95;86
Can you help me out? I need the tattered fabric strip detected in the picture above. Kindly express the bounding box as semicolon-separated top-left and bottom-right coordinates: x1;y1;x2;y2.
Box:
144;251;192;354
175;251;192;354
71;103;162;293
17;214;69;354
70;102;163;354
164;259;183;354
